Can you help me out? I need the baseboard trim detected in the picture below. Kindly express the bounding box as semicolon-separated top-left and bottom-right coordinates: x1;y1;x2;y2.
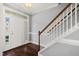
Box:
30;41;46;47
38;53;43;56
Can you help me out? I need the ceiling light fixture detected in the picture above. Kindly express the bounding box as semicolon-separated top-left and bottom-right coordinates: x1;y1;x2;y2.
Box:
25;3;32;9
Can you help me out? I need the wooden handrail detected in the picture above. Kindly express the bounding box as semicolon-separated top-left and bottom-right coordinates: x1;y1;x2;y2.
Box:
40;3;71;35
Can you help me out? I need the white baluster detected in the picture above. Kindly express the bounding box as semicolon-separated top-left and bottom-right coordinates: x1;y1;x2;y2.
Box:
56;25;58;40
58;23;59;38
71;4;72;30
52;28;54;40
54;26;56;39
53;27;55;39
59;21;61;38
46;32;48;41
56;25;57;39
47;31;49;40
77;3;79;24
56;24;59;40
59;15;62;38
44;32;46;40
55;27;56;39
63;13;65;36
66;8;68;32
51;28;53;40
50;29;52;40
56;25;58;39
48;31;50;40
48;30;50;40
75;3;77;26
51;29;53;40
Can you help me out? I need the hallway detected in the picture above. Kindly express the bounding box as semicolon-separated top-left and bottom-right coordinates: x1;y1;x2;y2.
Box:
0;3;79;56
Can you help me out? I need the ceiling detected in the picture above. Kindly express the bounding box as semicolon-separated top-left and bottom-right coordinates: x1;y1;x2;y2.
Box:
4;3;58;15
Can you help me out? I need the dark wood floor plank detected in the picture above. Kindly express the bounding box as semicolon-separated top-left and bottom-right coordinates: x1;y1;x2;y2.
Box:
3;43;39;56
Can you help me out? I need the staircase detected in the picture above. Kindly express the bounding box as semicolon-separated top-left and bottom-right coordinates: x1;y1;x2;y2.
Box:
38;3;79;55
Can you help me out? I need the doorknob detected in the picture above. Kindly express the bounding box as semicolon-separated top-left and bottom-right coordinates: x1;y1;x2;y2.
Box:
10;31;14;35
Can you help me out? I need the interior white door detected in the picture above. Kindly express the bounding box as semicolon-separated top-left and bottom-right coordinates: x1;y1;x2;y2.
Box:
4;10;28;51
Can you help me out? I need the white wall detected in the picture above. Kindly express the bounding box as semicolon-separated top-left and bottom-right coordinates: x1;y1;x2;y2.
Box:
31;3;68;45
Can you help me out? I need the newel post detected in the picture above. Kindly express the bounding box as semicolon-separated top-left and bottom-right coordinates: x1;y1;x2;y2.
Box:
38;31;40;51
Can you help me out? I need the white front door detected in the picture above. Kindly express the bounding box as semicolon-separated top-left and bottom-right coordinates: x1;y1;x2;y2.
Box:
4;10;28;51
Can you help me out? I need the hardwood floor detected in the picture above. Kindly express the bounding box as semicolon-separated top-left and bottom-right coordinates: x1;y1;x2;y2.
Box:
3;43;39;56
